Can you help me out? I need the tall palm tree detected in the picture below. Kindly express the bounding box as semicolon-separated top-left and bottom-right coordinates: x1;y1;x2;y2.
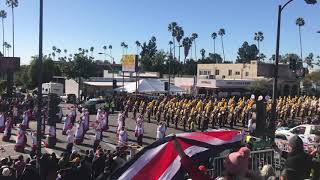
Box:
211;32;217;54
0;10;7;56
5;42;11;56
254;31;264;58
90;46;94;57
218;28;226;62
182;37;192;63
103;45;107;55
78;48;82;52
3;42;8;56
121;42;125;55
191;33;198;60
200;49;206;60
168;22;178;59
56;48;61;59
6;0;18;57
296;17;305;60
108;45;112;56
135;40;141;55
175;26;184;62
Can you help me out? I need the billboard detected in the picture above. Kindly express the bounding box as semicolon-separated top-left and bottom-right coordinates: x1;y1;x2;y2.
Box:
122;55;138;72
0;57;20;71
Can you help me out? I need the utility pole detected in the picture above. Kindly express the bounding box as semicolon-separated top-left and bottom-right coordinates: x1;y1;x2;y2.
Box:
36;0;44;169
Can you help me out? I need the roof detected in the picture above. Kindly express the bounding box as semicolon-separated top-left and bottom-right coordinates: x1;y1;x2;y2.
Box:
83;81;131;87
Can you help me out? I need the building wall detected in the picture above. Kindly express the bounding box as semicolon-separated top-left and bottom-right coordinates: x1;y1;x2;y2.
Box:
197;61;259;80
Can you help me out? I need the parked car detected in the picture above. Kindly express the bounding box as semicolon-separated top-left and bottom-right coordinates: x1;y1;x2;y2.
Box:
275;124;320;145
79;98;106;114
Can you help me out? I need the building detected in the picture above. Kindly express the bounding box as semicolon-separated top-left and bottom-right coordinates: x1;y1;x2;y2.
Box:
197;60;299;96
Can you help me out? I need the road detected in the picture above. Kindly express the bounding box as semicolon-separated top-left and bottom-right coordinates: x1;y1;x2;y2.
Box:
0;103;186;158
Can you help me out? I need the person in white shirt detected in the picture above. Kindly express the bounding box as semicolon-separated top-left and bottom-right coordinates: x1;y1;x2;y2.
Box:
93;126;102;152
248;118;256;135
0;112;5;133
47;125;56;147
117;112;125;134
2;116;12;142
74;119;84;145
62;115;71;135
135;115;144;146
21;111;29;130
30;131;37;157
118;127;128;150
14;126;27;152
84;109;90;132
156;122;166;140
66;126;74;153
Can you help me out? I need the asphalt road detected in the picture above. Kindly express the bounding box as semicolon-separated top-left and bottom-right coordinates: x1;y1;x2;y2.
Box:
0;103;186;158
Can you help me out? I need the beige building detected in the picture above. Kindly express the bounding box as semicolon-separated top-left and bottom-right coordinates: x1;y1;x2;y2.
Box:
197;60;299;96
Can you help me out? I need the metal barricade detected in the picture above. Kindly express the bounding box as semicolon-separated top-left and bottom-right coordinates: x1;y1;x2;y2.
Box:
213;149;276;178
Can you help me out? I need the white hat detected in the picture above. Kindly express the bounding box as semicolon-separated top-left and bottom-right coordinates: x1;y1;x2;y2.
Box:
258;96;263;101
250;94;255;99
2;167;11;176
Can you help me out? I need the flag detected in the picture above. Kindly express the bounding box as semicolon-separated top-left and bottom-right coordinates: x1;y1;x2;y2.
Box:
111;130;242;180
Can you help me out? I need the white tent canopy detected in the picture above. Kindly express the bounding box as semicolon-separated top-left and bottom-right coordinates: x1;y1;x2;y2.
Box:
115;79;186;94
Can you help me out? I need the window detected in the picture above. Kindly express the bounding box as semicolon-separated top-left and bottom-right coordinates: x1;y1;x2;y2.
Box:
199;70;211;75
215;70;220;75
291;126;306;135
228;70;232;76
245;72;249;76
235;71;240;75
222;75;225;79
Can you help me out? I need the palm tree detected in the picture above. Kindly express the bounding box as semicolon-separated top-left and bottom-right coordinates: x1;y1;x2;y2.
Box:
254;31;264;58
5;42;11;56
296;17;305;60
175;26;184;62
200;49;206;60
90;46;94;57
135;40;141;55
211;32;217;54
0;10;7;56
218;28;226;62
56;48;61;59
168;22;178;59
182;37;192;63
6;0;18;57
108;45;112;56
121;42;128;55
191;33;198;60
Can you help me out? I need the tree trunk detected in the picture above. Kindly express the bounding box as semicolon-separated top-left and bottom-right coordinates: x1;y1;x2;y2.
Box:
299;26;303;61
178;42;181;62
214;39;216;54
173;37;176;60
221;36;225;62
194;40;197;61
12;5;14;57
2;18;4;56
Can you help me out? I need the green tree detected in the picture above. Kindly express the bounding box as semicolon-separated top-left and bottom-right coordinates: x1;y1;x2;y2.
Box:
218;28;226;62
28;56;57;88
191;33;198;60
182;37;192;63
0;10;7;56
62;52;97;98
90;46;94;57
247;79;272;95
199;53;223;64
6;0;18;56
296;17;305;60
236;41;259;63
211;32;217;54
140;36;158;72
254;31;264;58
305;53;314;68
14;65;30;88
200;48;206;60
135;41;141;55
181;59;197;75
175;26;184;62
168;22;178;59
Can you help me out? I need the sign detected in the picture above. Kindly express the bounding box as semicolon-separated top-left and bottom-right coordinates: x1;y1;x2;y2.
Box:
215;80;252;88
0;57;20;71
196;79;216;88
122;55;138;72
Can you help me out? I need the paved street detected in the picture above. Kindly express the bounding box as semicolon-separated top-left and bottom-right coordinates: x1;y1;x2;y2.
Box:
0;103;185;158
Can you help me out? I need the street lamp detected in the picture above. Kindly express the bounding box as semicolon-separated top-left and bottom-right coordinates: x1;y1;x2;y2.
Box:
271;0;317;141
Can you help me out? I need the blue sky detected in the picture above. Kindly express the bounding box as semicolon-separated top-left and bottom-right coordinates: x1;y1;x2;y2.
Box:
1;0;319;64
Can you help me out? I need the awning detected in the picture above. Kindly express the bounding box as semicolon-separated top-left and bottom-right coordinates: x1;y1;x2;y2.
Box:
84;81;131;87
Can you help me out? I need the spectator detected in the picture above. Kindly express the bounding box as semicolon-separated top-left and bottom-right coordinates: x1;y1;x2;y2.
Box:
19;159;40;180
58;153;70;170
14;155;26;179
260;164;276;180
1;167;15;180
284;135;317;180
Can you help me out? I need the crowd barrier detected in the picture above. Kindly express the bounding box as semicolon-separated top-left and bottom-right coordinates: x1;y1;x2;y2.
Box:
211;149;284;178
